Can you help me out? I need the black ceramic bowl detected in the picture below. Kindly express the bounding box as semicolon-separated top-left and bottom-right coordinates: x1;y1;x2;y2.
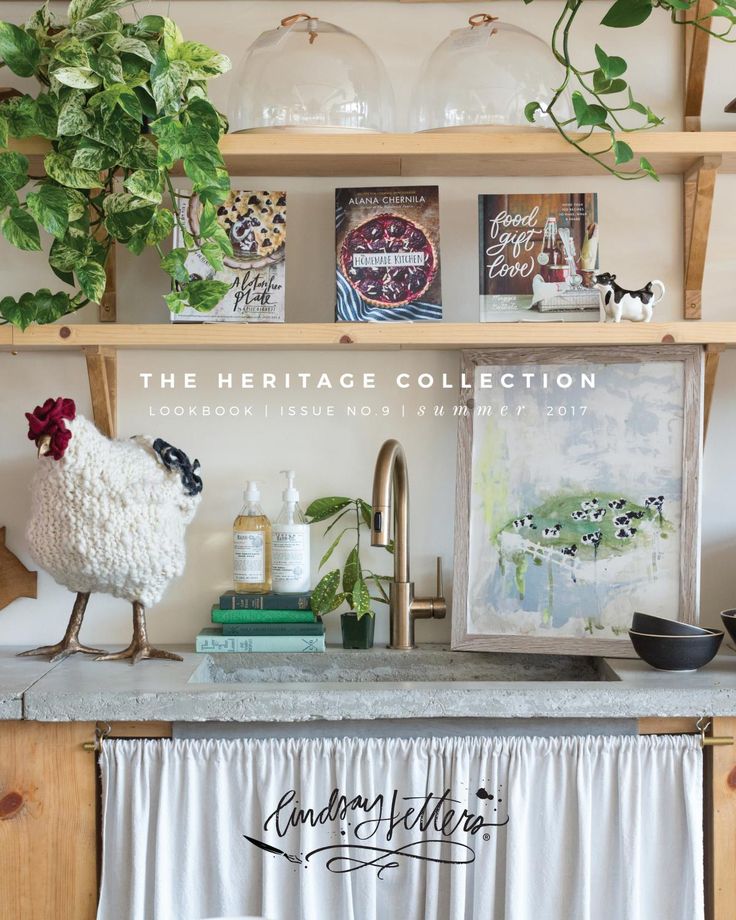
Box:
721;609;736;645
631;611;712;637
629;629;723;672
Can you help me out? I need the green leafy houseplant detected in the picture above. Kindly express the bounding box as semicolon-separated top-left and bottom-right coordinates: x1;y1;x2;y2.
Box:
525;0;736;179
306;496;393;620
0;0;233;328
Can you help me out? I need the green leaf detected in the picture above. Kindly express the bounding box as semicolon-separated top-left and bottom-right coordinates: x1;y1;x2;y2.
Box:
57;94;91;136
200;240;225;272
124;168;163;203
33;94;59;138
72;141;118;171
0;150;29;207
601;0;653;27
26;185;69;238
121;136;158;171
0;22;41;77
0;113;8;149
318;527;351;570
174;41;230;79
160;247;190;283
134;15;166;35
524;101;542;124
311;569;341;616
103;192;155;239
150;52;189;111
639;156;660;181
50;236;88;271
107;33;155;63
51;66;102;90
163;290;187;314
162;17;183;56
593;70;627;95
144;208;174;245
571;91;608;128
45;152;100;189
1;95;38;137
351;577;371;616
343;545;361;597
180;278;229;312
306;496;352;523
89;49;124;86
68;0;124;25
2;206;41;251
594;44;627;79
613;140;634;165
76;260;107;302
359;500;373;529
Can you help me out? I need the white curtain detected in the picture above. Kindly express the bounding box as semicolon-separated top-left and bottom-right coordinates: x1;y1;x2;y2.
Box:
98;734;703;920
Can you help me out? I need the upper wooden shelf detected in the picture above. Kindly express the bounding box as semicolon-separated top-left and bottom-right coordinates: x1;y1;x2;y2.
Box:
4;322;736;351
10;131;736;177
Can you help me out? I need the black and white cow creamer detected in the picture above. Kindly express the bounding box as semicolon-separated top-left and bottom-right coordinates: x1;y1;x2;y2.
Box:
595;272;665;323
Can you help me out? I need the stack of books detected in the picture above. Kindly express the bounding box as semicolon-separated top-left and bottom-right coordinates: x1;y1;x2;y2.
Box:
195;590;325;653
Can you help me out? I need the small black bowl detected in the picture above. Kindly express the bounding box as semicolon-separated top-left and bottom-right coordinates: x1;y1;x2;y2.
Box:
629;629;723;672
721;609;736;645
631;611;712;637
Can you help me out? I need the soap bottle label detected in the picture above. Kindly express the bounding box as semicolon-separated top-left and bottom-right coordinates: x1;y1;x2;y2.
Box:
234;531;265;583
271;525;310;591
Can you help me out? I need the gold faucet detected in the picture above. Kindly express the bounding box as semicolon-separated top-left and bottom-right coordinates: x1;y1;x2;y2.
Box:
370;439;446;650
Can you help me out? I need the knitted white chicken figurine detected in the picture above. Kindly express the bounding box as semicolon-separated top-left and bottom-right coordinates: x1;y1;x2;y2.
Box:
20;397;202;664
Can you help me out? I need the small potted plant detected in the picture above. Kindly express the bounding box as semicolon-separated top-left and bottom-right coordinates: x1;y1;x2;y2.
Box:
306;496;392;649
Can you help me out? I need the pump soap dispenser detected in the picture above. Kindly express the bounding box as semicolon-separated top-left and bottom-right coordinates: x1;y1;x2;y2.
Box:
233;481;272;593
271;470;311;594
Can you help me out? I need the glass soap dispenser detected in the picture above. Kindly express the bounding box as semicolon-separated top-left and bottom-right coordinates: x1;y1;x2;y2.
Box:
271;470;311;594
233;481;272;593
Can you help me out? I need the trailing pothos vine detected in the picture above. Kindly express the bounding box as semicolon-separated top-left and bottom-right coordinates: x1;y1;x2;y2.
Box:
525;0;736;179
0;0;233;328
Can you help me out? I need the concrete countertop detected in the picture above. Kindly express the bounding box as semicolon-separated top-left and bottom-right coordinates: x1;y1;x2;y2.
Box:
0;654;64;720
2;644;735;723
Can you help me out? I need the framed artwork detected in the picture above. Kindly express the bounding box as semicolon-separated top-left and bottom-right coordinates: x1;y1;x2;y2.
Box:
452;346;703;657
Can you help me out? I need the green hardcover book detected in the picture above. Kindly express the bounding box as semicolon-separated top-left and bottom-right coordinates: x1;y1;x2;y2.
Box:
219;591;312;611
196;627;325;653
211;606;316;625
222;622;325;637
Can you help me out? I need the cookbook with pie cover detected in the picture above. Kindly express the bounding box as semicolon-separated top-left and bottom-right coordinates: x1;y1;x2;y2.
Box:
478;192;600;322
336;186;442;322
171;190;286;323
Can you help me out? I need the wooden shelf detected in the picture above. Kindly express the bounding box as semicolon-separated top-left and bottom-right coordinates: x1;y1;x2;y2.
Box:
10;131;736;177
4;322;736;351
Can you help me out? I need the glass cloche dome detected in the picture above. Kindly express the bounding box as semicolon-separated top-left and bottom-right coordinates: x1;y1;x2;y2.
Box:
229;14;394;133
410;14;573;132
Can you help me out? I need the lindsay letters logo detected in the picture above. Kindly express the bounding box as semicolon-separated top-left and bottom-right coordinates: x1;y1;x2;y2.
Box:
243;785;509;877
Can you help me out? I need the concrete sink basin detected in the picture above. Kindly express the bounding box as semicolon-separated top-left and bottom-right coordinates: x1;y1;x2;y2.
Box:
189;645;611;685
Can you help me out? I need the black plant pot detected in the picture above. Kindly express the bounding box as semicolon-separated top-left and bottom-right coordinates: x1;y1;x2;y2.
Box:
341;612;375;649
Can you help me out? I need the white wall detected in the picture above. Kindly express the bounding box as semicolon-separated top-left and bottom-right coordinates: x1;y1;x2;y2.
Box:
0;0;734;647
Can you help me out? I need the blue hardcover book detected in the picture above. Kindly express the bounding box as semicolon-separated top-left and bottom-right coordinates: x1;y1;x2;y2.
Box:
195;627;325;653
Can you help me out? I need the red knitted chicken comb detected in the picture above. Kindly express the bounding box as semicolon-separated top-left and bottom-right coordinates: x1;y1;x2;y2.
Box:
25;397;76;460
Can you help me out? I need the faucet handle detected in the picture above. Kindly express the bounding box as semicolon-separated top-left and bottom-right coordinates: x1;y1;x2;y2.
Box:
411;557;447;621
435;556;444;600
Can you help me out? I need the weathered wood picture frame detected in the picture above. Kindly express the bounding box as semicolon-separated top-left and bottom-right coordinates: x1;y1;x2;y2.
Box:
452;345;703;657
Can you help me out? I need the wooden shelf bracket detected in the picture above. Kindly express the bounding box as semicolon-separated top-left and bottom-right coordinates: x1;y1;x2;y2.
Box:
83;346;117;438
684;0;715;131
684;155;721;320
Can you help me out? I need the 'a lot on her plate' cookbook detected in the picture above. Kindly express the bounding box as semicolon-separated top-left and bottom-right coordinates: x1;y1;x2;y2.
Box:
478;193;600;323
171;189;286;323
336;185;442;322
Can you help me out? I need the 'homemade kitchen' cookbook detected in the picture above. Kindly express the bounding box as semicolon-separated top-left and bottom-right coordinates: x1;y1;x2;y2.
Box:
478;193;600;323
336;185;442;322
